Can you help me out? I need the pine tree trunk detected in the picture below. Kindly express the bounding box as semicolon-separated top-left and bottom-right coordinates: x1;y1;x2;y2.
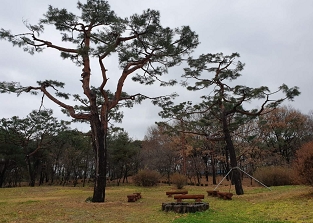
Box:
222;112;244;195
90;114;107;202
0;161;8;188
211;156;217;185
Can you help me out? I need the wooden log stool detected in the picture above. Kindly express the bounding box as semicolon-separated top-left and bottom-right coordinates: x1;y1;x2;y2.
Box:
206;190;219;197
166;190;188;197
127;192;141;202
217;192;233;200
173;194;204;202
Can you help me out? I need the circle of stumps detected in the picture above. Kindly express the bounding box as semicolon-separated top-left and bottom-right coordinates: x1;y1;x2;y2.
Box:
161;202;209;213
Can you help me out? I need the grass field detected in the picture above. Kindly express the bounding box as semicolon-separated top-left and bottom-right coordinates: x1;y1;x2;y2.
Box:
0;183;312;223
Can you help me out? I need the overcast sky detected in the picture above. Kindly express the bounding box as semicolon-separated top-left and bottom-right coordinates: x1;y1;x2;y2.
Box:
1;0;313;140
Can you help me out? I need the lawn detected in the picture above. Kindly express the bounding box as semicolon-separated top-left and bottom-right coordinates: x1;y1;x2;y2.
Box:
0;184;312;223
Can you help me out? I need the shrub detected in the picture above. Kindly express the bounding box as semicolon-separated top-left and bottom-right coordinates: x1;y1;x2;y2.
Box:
253;166;295;186
293;141;313;186
132;169;160;187
171;173;187;189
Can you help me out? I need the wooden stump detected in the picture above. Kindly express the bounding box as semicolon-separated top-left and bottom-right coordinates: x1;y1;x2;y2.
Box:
127;194;137;202
207;190;219;197
217;192;233;200
161;202;209;213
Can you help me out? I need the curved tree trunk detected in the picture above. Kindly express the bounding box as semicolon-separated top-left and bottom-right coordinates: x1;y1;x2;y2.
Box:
222;112;244;195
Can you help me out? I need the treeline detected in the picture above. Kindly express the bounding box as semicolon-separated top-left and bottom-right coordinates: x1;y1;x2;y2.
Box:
1;105;313;188
0;109;142;188
142;105;313;186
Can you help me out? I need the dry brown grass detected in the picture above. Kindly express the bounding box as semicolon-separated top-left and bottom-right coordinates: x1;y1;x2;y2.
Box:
0;185;178;223
0;181;313;223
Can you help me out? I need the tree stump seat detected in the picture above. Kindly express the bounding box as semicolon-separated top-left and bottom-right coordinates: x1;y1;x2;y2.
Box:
162;202;209;213
166;190;188;197
206;190;219;197
217;192;233;200
133;192;141;199
127;193;141;202
173;194;204;202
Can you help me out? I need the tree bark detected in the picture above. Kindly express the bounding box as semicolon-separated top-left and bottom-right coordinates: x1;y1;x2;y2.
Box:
90;113;107;202
221;112;244;195
211;155;217;185
0;161;8;188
